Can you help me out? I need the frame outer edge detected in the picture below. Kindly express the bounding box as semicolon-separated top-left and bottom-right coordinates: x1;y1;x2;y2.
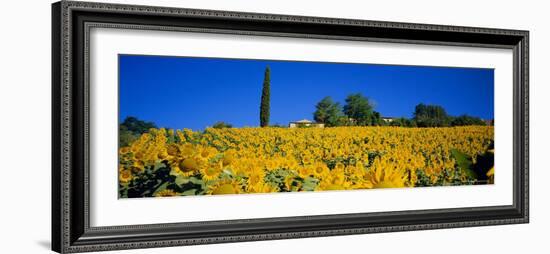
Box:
56;1;530;253
523;31;529;223
65;0;527;36
60;1;73;253
51;1;62;253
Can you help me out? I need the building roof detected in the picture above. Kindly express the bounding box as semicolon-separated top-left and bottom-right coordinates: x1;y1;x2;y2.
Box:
293;119;313;123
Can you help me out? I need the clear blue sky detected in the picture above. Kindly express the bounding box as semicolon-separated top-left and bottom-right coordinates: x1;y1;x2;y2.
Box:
119;54;494;130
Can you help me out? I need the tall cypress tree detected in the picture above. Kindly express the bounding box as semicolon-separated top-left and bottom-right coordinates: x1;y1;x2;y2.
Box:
260;66;271;127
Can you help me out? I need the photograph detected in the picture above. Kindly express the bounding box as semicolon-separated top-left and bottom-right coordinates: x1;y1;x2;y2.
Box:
117;55;495;198
45;1;534;253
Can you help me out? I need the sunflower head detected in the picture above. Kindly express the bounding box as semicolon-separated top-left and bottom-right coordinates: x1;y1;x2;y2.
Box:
131;160;145;172
119;169;133;183
119;146;130;155
201;162;223;181
222;150;237;166
199;146;217;160
167;144;179;156
208;179;243;195
180;157;200;173
335;162;345;171
247;170;265;186
365;157;407;189
170;158;200;177
298;165;313;178
312;162;329;178
180;143;195;158
155;189;177;197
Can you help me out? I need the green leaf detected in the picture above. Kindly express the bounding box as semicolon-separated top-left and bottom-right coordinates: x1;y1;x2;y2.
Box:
451;149;477;178
301;177;319;191
154;161;166;171
188;176;204;185
175;175;190;186
181;189;197;196
152;182;170;196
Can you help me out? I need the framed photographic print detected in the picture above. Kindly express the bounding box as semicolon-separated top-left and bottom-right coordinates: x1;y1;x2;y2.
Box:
52;1;529;253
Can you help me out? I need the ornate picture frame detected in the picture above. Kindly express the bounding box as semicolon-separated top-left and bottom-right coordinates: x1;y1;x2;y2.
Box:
52;1;529;253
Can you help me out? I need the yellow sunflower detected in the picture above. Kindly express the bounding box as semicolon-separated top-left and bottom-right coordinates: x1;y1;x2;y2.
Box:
248;182;278;193
319;169;346;190
170;157;201;177
207;179;243;195
486;149;495;184
222;150;237;167
334;162;345;171
179;143;195;158
119;169;133;183
284;175;296;191
312;162;329;179
155;189;177;197
365;158;407;189
166;144;179;156
201;161;223;181
487;166;495;184
180;157;200;172
131;160;145;172
119;146;130;155
247;170;265;186
198;146;217;160
297;165;313;178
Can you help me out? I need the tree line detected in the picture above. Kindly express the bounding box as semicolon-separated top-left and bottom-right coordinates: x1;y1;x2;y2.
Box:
261;66;489;128
313;95;490;128
119;116;158;146
313;94;383;127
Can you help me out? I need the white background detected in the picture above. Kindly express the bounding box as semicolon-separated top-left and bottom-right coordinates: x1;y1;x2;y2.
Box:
0;0;547;253
91;28;513;226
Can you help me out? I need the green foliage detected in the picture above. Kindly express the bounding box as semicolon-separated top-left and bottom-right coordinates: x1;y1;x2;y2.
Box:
122;162;174;198
385;111;487;128
451;149;477;179
119;125;138;147
119;116;158;147
336;116;356;126
415;167;475;187
472;150;494;182
270;123;286;128
260;66;271;127
212;121;233;129
411;105;488;128
343;93;375;126
264;168;292;191
119;161;208;198
313;96;342;127
413;103;451;127
301;177;319;191
169;176;206;196
416;148;490;187
371;111;383;126
389;117;416;127
447;148;492;185
263;168;318;192
121;116;157;134
415;150;478;187
451;115;487;126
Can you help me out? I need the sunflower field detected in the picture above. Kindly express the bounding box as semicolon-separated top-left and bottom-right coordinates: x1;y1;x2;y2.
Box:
118;126;494;198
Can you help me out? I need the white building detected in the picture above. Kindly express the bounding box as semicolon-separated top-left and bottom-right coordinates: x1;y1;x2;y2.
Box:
288;119;325;128
381;116;395;123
